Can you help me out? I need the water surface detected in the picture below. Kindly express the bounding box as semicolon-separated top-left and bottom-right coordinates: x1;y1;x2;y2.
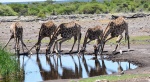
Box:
19;54;137;82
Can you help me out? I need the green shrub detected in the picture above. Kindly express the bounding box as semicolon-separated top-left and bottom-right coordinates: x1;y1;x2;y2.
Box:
0;46;23;82
78;3;107;14
0;5;17;16
1;0;150;16
37;11;46;18
28;5;39;15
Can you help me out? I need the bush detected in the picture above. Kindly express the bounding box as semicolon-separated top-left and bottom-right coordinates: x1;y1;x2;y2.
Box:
0;46;23;82
78;3;107;14
28;5;39;15
37;11;46;18
0;5;17;16
1;0;150;16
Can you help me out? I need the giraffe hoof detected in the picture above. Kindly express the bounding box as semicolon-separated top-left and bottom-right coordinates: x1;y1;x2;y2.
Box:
112;51;116;55
28;51;32;55
52;51;56;53
55;50;59;54
58;50;63;52
128;49;130;52
120;50;123;54
69;50;72;53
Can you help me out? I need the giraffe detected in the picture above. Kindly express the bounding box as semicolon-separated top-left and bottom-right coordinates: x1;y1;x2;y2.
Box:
97;16;130;55
79;25;103;53
3;22;29;55
46;21;82;54
29;21;57;54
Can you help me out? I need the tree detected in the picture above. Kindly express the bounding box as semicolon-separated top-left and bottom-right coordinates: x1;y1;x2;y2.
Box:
46;0;53;4
91;0;97;2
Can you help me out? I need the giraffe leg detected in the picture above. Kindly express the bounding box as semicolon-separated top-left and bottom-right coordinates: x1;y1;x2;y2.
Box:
80;32;88;53
59;38;70;52
16;37;20;55
99;36;115;55
20;37;29;52
94;38;102;56
28;44;36;54
13;41;16;49
52;38;60;53
76;33;82;53
52;38;69;53
21;40;25;53
21;32;27;52
86;39;93;44
14;36;17;53
82;39;93;52
36;36;44;55
126;33;130;51
70;36;77;53
97;42;103;56
52;41;57;53
3;34;14;50
78;33;82;52
46;41;55;55
113;35;123;54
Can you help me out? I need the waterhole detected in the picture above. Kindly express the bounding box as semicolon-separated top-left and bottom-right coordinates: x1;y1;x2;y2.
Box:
19;54;137;82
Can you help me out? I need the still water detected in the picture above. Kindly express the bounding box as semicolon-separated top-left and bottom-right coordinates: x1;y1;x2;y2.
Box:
19;54;137;82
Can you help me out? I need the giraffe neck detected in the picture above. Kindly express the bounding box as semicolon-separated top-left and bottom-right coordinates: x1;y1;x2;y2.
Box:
48;27;60;50
102;22;112;42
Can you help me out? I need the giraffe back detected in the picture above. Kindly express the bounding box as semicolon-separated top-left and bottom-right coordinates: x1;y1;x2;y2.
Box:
87;25;103;40
58;21;81;38
39;21;57;37
10;22;23;37
103;16;128;39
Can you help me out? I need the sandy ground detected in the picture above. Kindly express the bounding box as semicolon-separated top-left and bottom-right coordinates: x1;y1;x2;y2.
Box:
0;14;150;82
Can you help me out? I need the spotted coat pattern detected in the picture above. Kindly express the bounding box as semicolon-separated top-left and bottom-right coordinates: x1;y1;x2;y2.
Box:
46;21;82;54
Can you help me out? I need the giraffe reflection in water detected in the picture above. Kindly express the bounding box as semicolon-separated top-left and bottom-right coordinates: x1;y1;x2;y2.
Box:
36;54;83;80
89;59;107;77
19;53;136;82
35;54;108;80
36;55;61;80
81;53;107;77
61;55;82;79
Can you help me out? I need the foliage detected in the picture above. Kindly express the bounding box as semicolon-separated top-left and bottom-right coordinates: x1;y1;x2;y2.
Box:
8;3;28;16
0;46;23;82
0;5;17;16
0;0;150;16
78;3;107;14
